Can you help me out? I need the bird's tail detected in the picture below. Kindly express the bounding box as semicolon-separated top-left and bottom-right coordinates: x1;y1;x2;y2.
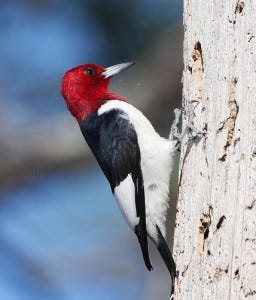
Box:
135;224;153;271
156;225;176;298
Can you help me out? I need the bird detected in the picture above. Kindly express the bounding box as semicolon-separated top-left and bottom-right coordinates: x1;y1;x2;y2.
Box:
61;62;178;295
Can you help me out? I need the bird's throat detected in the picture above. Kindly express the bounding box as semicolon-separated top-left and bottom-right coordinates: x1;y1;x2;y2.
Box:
65;91;126;123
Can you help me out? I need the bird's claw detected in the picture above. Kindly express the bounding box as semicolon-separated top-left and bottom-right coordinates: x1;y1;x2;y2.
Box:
169;106;204;149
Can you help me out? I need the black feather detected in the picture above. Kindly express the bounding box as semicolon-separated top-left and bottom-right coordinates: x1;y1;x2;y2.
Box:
156;225;176;295
80;109;152;270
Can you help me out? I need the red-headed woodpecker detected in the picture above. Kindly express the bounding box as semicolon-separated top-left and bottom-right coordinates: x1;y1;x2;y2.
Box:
61;62;177;295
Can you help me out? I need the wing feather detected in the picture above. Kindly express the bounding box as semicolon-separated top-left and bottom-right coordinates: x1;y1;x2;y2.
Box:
80;109;152;270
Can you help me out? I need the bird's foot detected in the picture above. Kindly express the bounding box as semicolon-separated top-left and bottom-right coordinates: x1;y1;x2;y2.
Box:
169;108;183;151
169;106;204;151
185;104;204;140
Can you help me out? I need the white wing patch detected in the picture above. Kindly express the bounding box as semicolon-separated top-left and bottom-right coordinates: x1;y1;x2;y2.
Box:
114;174;139;229
99;100;173;240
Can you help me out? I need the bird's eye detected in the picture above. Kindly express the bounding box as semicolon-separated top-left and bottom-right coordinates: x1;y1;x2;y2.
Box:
85;68;96;76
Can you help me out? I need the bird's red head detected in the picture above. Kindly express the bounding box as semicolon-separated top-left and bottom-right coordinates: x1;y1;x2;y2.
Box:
61;62;134;123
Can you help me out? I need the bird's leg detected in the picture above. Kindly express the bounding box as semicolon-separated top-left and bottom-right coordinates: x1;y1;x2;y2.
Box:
169;108;182;141
185;103;204;140
169;106;203;151
169;108;185;151
169;108;182;151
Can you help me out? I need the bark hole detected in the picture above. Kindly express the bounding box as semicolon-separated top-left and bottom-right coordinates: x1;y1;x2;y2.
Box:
192;41;204;101
216;215;226;231
245;290;256;298
214;266;229;281
182;264;189;277
235;1;244;14
234;268;240;280
197;206;212;255
246;199;256;210
219;77;239;162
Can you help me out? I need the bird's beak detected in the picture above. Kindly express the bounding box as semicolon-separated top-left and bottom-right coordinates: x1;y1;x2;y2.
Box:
102;62;135;79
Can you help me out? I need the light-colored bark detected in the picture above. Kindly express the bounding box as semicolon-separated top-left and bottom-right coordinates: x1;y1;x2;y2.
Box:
173;1;256;299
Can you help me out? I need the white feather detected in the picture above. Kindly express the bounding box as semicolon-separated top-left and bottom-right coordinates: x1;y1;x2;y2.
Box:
114;174;139;228
99;100;176;242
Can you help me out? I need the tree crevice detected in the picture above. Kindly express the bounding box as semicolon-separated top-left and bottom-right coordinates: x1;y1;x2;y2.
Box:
192;41;204;102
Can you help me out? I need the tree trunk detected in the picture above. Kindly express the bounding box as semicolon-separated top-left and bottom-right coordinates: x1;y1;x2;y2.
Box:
173;1;256;299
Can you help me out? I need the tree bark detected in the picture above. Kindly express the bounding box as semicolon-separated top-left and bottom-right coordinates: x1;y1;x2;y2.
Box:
173;1;256;299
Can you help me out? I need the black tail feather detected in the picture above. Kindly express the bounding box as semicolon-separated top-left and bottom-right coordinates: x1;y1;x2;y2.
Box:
135;224;153;271
156;225;176;297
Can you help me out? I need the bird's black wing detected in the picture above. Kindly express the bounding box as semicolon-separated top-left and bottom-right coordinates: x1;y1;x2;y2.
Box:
80;109;152;271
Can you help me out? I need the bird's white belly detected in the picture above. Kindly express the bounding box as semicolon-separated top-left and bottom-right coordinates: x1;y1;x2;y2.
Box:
139;135;174;239
98;100;176;239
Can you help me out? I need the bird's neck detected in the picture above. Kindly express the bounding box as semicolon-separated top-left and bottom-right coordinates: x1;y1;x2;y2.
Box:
65;90;126;123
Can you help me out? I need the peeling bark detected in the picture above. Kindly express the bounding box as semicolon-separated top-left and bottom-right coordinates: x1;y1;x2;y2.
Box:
173;1;256;299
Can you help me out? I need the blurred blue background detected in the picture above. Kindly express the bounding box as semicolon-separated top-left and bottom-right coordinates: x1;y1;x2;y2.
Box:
0;1;183;299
